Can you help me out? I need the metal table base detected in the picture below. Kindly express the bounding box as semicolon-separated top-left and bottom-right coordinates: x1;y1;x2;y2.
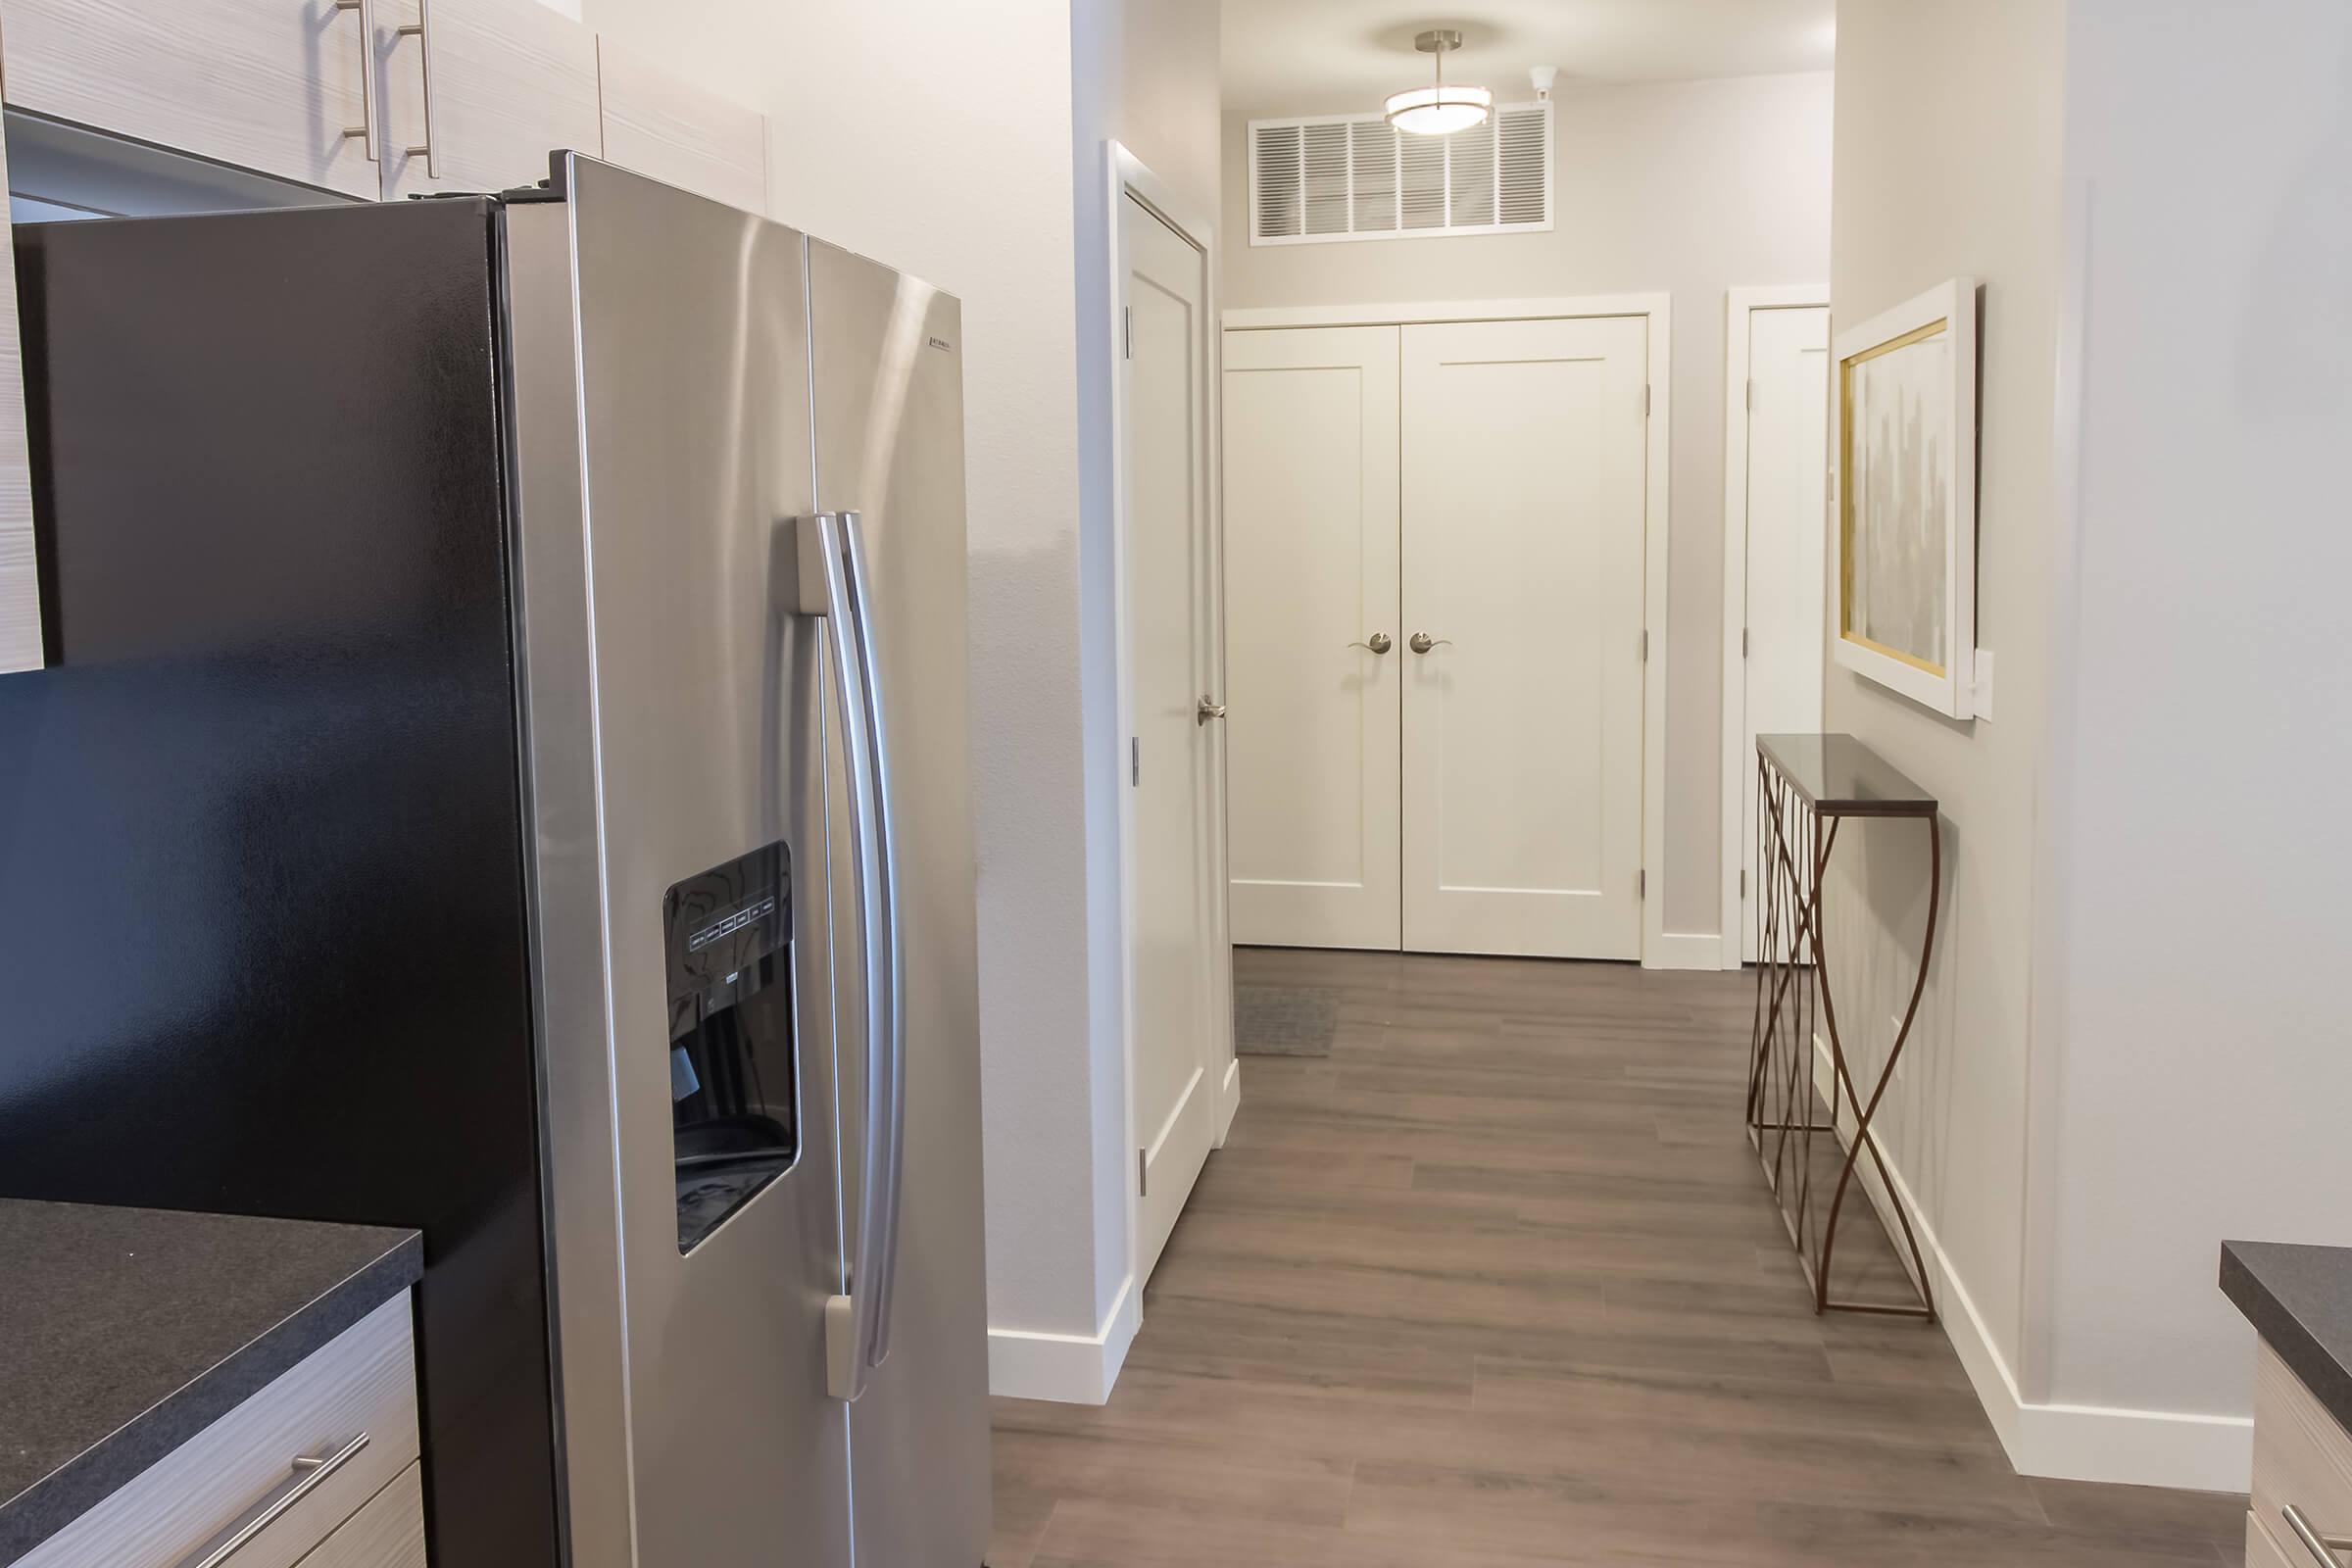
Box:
1744;734;1941;1320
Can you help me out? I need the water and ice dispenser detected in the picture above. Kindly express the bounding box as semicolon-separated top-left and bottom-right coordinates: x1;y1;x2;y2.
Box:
663;842;799;1253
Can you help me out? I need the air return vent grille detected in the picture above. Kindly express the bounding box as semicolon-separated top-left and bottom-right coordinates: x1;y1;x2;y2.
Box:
1249;102;1551;246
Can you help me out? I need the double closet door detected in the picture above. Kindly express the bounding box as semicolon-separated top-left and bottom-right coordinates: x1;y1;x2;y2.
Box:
1223;315;1649;961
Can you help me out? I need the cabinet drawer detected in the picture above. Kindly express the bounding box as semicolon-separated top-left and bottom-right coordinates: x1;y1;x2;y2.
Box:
1;0;380;200
294;1464;426;1568
20;1292;420;1568
2252;1342;2352;1564
2250;1509;2299;1568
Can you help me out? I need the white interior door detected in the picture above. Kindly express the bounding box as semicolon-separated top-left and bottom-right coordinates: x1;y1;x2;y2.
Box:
1399;317;1648;959
1740;305;1830;960
1221;325;1402;951
1121;194;1222;1284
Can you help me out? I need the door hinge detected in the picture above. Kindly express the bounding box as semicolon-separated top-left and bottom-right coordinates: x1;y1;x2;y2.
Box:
1130;735;1140;786
1744;376;1754;412
1138;1148;1149;1197
1741;626;1749;658
1122;305;1133;361
1740;867;1747;898
1640;628;1649;662
1638;869;1646;900
1642;383;1652;418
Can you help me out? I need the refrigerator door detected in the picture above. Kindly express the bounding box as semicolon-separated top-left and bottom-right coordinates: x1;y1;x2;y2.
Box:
505;158;851;1568
808;238;992;1567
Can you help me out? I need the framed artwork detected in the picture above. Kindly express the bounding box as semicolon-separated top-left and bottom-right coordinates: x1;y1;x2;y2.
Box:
1833;277;1978;718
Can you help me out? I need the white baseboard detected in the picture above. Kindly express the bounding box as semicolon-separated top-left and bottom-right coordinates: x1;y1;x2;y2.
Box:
1215;1055;1241;1146
1644;931;1728;971
1808;1039;2252;1494
987;1273;1141;1404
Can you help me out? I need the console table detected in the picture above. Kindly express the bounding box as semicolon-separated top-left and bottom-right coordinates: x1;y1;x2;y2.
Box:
1746;733;1940;1319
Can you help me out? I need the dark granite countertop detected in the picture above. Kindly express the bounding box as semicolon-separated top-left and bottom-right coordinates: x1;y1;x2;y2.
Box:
0;1200;421;1565
2223;1240;2352;1434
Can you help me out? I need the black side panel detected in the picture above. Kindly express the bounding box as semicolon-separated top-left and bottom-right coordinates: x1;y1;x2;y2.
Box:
0;202;557;1568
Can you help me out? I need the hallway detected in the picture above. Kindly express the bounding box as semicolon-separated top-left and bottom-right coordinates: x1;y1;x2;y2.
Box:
988;949;2244;1566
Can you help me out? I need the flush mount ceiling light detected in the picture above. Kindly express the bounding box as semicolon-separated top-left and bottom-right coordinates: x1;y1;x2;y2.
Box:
1384;29;1492;136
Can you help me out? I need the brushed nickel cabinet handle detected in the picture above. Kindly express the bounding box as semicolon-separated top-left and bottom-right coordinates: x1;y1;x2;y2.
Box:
1408;631;1451;654
395;0;437;175
1196;696;1227;725
2282;1504;2352;1565
178;1434;369;1568
333;0;376;161
1348;632;1393;655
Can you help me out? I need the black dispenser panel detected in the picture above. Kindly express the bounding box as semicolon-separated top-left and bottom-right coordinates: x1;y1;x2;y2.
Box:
664;842;799;1253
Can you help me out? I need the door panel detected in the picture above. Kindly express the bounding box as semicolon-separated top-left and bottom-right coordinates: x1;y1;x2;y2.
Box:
1400;317;1647;959
1124;195;1220;1283
509;159;848;1568
1221;325;1401;951
1740;306;1830;960
1;0;380;200
808;238;992;1568
379;0;601;201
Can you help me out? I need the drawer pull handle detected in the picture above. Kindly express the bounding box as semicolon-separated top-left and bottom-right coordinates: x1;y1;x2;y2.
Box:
394;0;438;176
2283;1504;2352;1566
178;1433;369;1568
331;0;376;161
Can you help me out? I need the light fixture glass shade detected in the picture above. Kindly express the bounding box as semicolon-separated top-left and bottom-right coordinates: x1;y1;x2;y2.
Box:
1384;84;1492;135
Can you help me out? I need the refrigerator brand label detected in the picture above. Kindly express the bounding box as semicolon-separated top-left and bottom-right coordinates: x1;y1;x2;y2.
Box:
927;336;954;353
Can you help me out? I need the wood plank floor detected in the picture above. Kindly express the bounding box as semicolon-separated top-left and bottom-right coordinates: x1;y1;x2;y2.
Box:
989;948;2246;1567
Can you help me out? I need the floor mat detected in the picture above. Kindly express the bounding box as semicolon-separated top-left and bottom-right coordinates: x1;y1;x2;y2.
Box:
1232;982;1339;1056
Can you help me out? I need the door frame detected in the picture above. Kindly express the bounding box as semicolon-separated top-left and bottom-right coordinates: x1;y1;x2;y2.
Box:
1223;294;1675;968
1717;284;1830;969
1103;141;1237;1303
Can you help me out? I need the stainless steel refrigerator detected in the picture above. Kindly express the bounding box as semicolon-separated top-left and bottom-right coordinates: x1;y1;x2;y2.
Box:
0;156;991;1568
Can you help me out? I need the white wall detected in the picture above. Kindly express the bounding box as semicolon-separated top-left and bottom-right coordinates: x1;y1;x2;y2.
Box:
1832;0;2352;1492
1219;73;1833;937
2037;0;2352;1431
1823;0;2064;1456
1068;0;1224;1351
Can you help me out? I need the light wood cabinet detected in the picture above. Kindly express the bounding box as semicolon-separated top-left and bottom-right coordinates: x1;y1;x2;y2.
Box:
2247;1509;2297;1568
0;0;380;200
19;1293;423;1568
295;1462;428;1568
0;42;39;676
376;0;602;202
596;38;766;214
2250;1342;2352;1568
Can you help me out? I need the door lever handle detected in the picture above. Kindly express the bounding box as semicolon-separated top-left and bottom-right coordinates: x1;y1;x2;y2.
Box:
1408;632;1451;654
1196;696;1227;725
1348;632;1393;655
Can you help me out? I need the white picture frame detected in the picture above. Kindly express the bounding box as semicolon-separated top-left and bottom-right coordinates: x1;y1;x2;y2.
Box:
1832;276;1978;718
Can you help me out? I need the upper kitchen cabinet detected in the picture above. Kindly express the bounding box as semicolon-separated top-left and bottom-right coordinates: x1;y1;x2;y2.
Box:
377;0;601;201
0;74;37;674
0;0;381;201
596;39;766;215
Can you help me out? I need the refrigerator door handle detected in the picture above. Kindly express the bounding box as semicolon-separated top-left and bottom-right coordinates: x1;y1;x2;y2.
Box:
838;512;909;1367
803;512;905;1403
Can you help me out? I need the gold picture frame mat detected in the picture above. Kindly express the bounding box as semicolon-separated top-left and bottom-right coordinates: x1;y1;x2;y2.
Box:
1837;315;1951;679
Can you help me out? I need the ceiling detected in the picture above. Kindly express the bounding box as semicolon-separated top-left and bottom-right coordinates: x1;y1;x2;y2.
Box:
1218;0;1837;115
